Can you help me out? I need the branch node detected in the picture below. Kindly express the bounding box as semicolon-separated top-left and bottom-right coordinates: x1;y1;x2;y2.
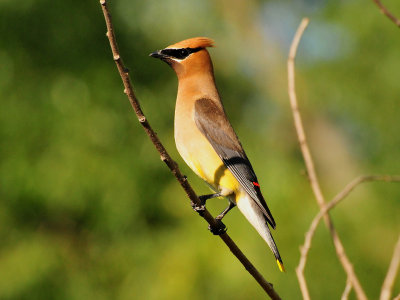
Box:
191;201;205;216
100;0;106;6
113;55;120;61
138;116;146;123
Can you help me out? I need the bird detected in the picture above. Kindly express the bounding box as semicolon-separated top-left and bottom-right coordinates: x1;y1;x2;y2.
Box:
150;37;284;272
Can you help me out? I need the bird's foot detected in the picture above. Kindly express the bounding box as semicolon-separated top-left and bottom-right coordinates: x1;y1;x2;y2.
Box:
208;219;227;235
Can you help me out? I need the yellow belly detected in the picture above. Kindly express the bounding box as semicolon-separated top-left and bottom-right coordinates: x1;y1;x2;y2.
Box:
177;136;240;198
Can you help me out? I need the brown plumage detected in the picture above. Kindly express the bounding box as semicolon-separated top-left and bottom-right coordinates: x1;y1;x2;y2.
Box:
150;37;284;272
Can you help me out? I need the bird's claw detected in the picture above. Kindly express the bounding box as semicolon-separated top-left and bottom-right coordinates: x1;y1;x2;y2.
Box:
208;220;227;235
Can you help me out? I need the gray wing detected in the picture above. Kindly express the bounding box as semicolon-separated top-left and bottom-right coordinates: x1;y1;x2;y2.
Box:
194;98;276;228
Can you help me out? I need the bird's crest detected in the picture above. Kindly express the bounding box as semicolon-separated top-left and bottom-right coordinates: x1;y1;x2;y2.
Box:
167;37;214;49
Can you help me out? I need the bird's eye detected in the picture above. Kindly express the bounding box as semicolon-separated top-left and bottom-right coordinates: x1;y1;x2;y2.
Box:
179;49;189;58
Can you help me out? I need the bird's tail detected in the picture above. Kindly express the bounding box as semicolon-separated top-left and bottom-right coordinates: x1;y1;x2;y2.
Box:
236;192;285;272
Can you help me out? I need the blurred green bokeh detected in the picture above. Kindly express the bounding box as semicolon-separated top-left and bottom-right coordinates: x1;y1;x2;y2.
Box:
0;0;399;299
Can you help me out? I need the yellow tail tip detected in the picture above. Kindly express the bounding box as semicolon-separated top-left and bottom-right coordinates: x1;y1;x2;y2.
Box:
277;259;285;272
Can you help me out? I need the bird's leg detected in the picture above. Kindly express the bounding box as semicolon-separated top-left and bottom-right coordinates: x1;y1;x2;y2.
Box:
191;192;221;216
208;200;235;236
199;192;222;203
191;192;230;235
215;201;236;221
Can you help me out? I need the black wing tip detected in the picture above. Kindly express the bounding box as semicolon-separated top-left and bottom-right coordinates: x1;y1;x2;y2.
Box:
267;218;276;229
270;220;276;229
263;207;276;229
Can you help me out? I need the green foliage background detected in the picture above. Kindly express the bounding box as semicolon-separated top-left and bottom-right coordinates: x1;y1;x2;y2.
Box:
0;0;399;299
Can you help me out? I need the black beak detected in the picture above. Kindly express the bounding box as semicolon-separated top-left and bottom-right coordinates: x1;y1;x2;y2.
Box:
149;49;173;66
149;50;165;59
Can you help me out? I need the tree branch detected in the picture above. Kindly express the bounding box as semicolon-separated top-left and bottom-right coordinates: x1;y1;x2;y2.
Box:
380;234;400;300
372;0;400;27
297;175;400;300
288;17;368;300
98;1;281;299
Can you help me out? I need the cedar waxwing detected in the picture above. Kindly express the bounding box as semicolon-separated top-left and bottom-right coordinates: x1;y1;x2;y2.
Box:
150;37;284;272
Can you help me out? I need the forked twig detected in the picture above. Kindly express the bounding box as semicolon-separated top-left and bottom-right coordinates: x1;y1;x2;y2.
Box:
98;1;281;299
372;0;400;27
341;279;353;300
288;17;367;300
298;175;400;300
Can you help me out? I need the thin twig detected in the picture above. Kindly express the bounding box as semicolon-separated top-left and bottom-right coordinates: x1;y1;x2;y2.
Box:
288;17;368;300
372;0;400;27
394;294;400;300
298;175;400;300
380;234;400;300
341;278;353;300
288;19;312;300
98;1;281;299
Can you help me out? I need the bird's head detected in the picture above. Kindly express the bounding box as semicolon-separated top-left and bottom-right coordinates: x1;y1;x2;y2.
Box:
150;37;214;78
